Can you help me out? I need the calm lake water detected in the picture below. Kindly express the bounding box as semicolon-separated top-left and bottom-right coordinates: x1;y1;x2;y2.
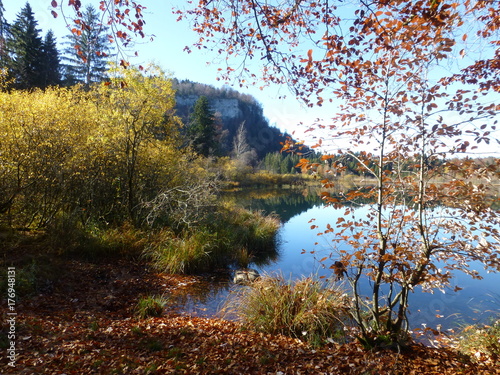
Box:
172;188;500;331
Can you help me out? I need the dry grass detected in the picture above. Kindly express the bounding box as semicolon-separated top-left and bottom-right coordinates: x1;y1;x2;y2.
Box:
223;274;353;346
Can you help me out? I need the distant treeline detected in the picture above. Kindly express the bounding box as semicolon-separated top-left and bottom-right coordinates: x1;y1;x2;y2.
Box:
259;151;498;178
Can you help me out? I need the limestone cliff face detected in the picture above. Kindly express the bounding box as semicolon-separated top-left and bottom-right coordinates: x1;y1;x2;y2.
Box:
176;95;243;121
175;91;286;158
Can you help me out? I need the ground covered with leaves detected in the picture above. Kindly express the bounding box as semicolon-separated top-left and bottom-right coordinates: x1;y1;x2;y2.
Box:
1;259;498;374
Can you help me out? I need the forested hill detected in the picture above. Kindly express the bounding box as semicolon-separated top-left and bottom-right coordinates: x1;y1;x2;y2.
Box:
173;79;290;159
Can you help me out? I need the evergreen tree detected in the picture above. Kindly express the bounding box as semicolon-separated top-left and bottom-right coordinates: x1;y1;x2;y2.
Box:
6;2;43;89
0;0;8;68
188;96;217;157
62;4;112;87
40;30;61;88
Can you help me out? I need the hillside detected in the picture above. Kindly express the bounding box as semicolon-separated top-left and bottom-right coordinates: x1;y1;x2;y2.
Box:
173;79;289;159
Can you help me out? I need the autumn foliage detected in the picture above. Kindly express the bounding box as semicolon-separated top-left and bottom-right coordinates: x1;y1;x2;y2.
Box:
0;65;196;229
44;0;500;350
172;0;500;346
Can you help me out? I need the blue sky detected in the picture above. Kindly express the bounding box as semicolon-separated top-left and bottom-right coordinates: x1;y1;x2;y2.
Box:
3;0;499;155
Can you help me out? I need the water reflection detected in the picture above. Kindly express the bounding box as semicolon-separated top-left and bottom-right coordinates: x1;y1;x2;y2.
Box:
222;187;323;222
176;188;500;331
262;204;500;330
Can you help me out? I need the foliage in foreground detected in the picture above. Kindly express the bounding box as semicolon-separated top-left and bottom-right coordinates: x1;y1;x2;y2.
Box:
176;0;500;349
224;274;352;346
5;255;491;375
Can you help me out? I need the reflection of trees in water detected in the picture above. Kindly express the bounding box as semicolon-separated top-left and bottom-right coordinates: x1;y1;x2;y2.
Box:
222;184;378;222
251;245;280;268
222;187;322;222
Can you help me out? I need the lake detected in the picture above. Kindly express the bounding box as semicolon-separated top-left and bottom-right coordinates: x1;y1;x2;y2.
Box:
171;188;500;331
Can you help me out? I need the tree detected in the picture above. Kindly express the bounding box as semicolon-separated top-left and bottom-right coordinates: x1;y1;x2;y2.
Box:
40;30;61;88
62;4;112;87
0;68;191;229
174;0;500;347
0;0;8;68
187;95;218;157
232;121;257;167
6;2;43;89
100;64;181;221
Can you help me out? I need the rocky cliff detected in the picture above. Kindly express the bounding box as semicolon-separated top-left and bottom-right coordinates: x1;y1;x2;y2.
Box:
174;80;288;159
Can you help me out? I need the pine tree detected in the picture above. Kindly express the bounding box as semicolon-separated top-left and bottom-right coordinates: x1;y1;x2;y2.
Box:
40;30;61;88
6;2;43;89
0;0;8;68
188;96;217;157
62;4;112;87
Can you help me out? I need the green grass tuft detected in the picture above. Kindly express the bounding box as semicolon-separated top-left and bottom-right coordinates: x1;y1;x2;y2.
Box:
223;274;353;346
135;295;167;319
144;204;280;274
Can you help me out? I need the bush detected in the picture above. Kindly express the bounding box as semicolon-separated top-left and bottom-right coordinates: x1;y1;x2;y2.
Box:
223;274;353;346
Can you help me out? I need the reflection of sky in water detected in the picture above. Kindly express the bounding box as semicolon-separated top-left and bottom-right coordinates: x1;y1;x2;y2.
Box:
261;204;500;329
175;201;500;331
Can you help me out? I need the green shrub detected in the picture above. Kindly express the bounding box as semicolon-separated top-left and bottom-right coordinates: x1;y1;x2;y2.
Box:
135;295;167;319
223;274;352;345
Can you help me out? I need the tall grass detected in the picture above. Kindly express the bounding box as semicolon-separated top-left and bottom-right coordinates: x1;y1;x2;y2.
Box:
223;274;353;346
144;204;280;274
145;228;218;274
